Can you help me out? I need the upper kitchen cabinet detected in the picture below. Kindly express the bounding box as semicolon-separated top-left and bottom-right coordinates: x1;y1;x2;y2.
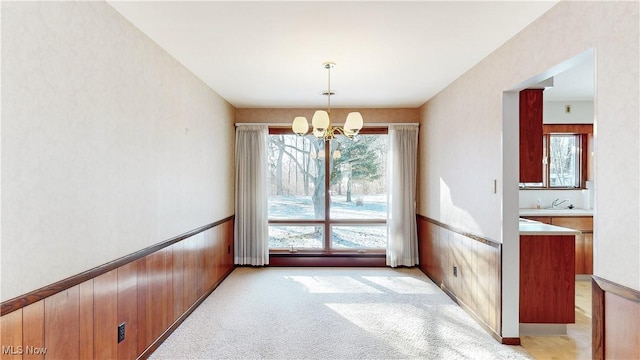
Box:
519;89;544;183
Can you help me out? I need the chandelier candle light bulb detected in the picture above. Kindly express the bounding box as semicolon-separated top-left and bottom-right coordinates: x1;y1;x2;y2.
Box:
292;62;363;139
292;116;309;134
312;110;330;131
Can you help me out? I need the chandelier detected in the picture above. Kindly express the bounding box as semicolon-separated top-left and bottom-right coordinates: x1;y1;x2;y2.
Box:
291;62;363;139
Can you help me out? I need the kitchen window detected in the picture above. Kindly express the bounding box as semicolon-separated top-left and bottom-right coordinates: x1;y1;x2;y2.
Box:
521;132;587;189
548;134;580;187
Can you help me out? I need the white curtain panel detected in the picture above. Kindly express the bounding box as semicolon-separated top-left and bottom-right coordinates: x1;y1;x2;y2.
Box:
387;125;419;267
234;125;269;266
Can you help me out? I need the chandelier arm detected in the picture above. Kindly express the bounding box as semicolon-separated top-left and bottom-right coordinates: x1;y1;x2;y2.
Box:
332;126;357;139
333;127;346;136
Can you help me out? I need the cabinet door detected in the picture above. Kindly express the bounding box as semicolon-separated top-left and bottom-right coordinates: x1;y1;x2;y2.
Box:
584;232;593;275
551;216;593;231
523;216;551;224
550;216;593;275
575;233;585;274
519;89;544;183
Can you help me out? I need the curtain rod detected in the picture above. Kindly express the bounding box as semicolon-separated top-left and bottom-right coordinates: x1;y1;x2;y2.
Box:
235;122;419;127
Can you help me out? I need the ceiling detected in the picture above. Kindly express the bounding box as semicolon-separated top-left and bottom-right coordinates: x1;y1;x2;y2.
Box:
108;1;566;109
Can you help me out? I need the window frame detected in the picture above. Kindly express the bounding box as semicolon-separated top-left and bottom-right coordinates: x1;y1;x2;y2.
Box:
267;127;388;255
520;124;592;190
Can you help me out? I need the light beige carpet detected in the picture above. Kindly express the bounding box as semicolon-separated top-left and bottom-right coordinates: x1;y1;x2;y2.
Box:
150;267;532;360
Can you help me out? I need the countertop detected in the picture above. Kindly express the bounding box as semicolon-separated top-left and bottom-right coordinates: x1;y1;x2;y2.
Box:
519;218;581;235
519;208;594;217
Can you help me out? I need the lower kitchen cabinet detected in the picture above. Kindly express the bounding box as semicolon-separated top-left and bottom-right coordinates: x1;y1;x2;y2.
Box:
522;215;593;275
520;234;576;323
550;216;593;275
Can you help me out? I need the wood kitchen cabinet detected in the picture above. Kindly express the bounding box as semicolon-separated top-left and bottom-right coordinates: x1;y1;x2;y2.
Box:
519;89;544;183
521;215;594;275
520;234;575;323
551;217;593;275
523;216;551;224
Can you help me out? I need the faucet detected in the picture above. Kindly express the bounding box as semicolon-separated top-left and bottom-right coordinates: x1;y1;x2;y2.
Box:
551;198;569;208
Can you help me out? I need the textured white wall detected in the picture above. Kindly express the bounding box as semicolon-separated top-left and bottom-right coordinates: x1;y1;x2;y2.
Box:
1;2;235;301
543;101;594;124
418;1;639;336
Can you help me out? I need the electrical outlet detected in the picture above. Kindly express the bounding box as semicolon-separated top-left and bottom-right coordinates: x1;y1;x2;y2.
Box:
453;266;458;277
118;322;126;343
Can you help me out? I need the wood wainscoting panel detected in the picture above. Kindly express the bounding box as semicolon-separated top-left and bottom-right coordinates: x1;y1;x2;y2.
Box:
117;262;138;360
489;242;500;332
438;227;452;292
429;221;443;284
183;234;199;308
136;256;149;354
146;249;169;345
203;228;217;292
223;220;235;272
44;286;80;360
476;239;500;332
447;232;462;297
0;217;235;360
22;301;44;360
593;276;640;360
604;291;640;359
215;227;224;289
78;280;94;360
417;217;430;278
1;309;22;360
93;270;117;360
416;215;502;341
196;232;206;298
214;226;224;282
591;277;604;360
475;240;490;328
163;247;175;333
460;234;478;316
171;240;186;320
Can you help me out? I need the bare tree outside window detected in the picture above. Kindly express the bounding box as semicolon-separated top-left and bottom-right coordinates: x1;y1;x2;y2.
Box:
520;133;582;189
267;134;387;250
549;135;578;187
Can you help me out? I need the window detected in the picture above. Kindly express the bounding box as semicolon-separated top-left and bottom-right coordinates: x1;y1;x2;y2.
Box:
267;129;388;253
521;133;586;188
548;134;579;187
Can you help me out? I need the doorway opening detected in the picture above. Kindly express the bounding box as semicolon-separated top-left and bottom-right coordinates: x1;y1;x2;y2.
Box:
502;48;595;357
